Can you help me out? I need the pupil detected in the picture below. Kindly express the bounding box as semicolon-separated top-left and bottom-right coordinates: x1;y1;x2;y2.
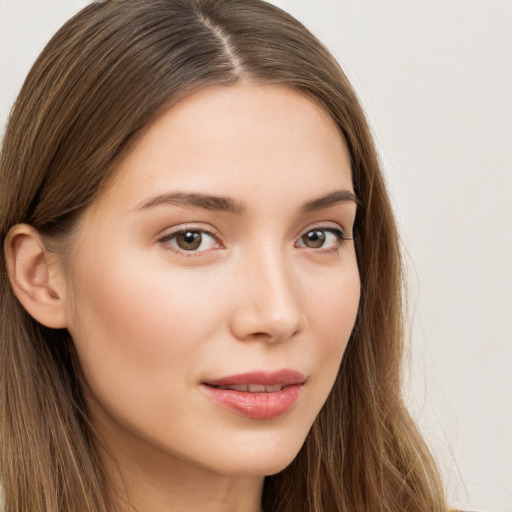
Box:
304;230;325;248
178;231;202;250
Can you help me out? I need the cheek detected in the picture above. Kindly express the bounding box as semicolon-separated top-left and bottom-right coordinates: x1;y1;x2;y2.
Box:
304;259;360;389
310;257;360;336
65;249;229;406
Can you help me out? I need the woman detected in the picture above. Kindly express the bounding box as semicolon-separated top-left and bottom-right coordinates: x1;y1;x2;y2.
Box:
0;0;447;511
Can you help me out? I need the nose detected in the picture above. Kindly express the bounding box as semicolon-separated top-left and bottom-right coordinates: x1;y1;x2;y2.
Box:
229;249;306;343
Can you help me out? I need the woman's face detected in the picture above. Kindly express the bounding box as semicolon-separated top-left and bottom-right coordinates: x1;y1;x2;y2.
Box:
62;85;360;479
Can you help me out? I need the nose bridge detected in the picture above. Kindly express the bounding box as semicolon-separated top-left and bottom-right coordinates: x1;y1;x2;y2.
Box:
231;242;305;342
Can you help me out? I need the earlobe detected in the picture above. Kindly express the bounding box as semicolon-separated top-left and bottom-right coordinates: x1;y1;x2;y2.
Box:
4;224;68;329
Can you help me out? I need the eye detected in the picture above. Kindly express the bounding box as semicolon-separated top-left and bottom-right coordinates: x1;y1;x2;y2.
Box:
159;228;220;253
295;226;350;251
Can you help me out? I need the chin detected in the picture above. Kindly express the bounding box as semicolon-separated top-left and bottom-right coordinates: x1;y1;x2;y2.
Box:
202;430;308;478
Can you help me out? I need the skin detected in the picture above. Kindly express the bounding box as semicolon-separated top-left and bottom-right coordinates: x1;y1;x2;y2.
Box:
22;85;361;511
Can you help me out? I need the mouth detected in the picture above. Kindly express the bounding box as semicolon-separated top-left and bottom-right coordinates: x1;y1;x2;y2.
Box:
209;383;287;392
201;369;305;420
202;368;305;388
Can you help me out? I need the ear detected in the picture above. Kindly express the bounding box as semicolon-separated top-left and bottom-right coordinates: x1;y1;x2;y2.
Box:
4;224;68;328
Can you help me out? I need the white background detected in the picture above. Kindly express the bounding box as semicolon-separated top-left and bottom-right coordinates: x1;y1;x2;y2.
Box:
1;1;511;511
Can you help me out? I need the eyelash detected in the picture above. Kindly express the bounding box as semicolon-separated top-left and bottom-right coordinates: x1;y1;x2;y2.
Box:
294;227;352;255
158;226;221;257
158;224;352;257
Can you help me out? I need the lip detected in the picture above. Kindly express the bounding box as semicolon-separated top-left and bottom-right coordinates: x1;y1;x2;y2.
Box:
201;369;305;420
204;369;305;388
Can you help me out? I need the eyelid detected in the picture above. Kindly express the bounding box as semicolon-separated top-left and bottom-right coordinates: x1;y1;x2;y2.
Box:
157;224;223;255
299;221;353;239
156;221;353;257
295;222;353;252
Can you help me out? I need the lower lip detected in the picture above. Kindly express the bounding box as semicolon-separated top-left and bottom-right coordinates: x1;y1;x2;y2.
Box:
201;384;302;420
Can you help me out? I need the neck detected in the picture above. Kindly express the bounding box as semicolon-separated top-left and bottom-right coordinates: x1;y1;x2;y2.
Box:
92;410;264;512
108;460;265;512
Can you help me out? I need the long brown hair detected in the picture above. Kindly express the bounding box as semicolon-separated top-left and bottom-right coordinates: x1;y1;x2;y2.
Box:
0;1;446;510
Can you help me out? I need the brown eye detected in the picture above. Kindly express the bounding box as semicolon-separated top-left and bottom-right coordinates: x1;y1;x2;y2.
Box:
301;230;326;248
176;231;203;250
296;227;349;251
160;228;219;253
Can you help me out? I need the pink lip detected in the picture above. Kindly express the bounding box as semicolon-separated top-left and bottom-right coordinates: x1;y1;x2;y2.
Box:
204;369;305;387
201;369;305;420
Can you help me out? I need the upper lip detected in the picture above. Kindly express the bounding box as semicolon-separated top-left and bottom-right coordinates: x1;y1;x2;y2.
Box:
203;369;306;388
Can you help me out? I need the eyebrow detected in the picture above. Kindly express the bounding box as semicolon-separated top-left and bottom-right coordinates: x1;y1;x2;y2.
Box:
300;189;360;213
136;189;359;215
136;192;246;215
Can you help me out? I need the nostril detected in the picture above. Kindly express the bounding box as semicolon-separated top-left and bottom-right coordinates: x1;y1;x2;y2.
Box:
248;329;300;343
251;332;273;340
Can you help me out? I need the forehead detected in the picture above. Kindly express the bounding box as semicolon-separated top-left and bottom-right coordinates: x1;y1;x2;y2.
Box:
91;84;353;214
